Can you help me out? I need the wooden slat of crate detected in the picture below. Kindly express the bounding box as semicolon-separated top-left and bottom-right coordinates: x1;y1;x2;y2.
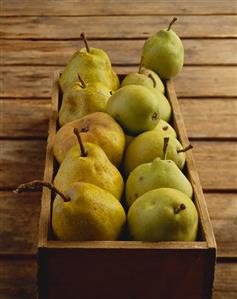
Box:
1;98;237;139
1;16;237;39
2;0;236;16
0;258;236;299
1;39;237;66
1;66;237;98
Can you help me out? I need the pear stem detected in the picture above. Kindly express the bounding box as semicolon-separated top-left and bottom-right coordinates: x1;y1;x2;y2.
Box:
13;180;70;202
80;32;90;53
167;17;178;31
74;128;88;157
174;203;186;214
138;56;143;73
77;74;86;88
177;144;193;153
148;73;157;88
163;137;169;160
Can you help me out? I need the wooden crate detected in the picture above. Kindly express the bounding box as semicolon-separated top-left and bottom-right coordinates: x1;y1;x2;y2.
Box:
38;71;216;299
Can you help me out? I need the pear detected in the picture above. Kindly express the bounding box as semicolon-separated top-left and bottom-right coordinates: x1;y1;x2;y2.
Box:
152;89;171;122
59;32;119;92
120;59;170;121
121;57;165;94
14;180;125;241
124;131;192;174
153;119;177;138
128;188;198;241
53;112;125;166
59;76;111;126
107;85;159;135
54;129;124;200
143;18;184;79
126;137;193;207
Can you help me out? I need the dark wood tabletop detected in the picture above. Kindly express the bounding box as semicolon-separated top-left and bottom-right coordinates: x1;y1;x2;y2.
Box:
0;1;237;298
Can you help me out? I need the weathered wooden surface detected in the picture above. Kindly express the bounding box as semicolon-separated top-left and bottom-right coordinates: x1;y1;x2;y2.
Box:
0;1;236;298
2;1;236;16
1;16;237;39
1;66;237;98
2;39;237;66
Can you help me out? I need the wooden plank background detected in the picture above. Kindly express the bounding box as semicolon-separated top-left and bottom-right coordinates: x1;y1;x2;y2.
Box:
0;1;237;298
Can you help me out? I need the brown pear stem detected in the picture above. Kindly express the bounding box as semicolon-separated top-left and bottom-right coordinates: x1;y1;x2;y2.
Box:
174;203;186;214
148;73;157;88
13;180;70;202
73;128;87;157
163;137;169;160
80;32;90;53
77;74;86;88
167;17;178;31
138;56;144;73
177;144;193;153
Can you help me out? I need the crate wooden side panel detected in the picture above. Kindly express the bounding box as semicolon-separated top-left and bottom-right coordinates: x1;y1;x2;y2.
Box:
39;246;212;299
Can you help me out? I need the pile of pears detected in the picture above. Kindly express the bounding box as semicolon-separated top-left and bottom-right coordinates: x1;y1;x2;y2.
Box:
15;19;199;242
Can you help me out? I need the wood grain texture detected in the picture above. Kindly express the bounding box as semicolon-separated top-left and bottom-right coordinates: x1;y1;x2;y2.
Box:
0;99;50;137
0;140;46;189
0;257;37;299
1;39;237;66
206;193;237;258
0;258;236;299
0;192;41;255
1;16;237;39
0;140;236;190
2;0;236;16
1;66;237;98
180;99;237;139
1;98;236;139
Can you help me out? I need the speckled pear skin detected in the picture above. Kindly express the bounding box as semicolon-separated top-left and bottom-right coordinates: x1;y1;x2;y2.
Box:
53;112;126;166
58;81;111;126
107;85;160;135
52;182;126;241
59;47;120;92
128;188;198;242
54;142;124;200
143;27;184;79
124;132;186;174
126;157;193;207
153;119;177;138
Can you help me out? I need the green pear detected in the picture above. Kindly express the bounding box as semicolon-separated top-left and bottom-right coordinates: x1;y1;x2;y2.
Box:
59;33;119;92
126;137;193;207
120;60;170;121
152;89;171;122
59;76;111;126
53;182;126;241
140;68;165;94
153;119;177;138
124;131;192;174
54;129;124;200
54;112;125;166
14;180;125;241
143;18;184;79
121;63;165;94
107;85;159;135
128;188;198;241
